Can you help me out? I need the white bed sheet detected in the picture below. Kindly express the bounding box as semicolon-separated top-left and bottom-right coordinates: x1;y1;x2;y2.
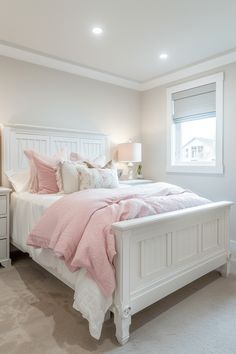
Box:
11;191;112;339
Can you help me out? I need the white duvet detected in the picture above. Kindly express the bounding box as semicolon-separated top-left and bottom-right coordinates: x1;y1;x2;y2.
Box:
11;192;112;339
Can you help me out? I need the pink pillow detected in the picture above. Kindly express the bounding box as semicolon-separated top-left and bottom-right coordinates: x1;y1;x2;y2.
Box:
24;150;39;193
32;155;59;194
24;150;66;193
70;152;83;162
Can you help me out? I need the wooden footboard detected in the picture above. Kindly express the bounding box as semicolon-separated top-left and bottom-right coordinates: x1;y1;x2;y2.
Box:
112;201;233;345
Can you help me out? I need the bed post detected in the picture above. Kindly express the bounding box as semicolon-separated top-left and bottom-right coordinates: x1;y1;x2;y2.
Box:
218;260;231;277
217;205;232;277
113;229;132;345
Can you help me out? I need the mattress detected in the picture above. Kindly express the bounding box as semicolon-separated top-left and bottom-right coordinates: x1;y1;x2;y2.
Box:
10;192;112;339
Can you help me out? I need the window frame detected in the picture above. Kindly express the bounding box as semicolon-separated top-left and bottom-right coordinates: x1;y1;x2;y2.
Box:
166;72;224;174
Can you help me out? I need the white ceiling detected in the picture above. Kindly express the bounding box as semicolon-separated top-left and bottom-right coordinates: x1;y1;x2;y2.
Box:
1;0;236;83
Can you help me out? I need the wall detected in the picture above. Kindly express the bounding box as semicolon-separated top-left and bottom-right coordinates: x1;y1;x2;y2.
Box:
0;57;141;149
1;55;236;244
141;62;236;243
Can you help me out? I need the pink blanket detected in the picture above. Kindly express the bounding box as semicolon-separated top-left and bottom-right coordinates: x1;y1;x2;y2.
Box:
27;183;209;297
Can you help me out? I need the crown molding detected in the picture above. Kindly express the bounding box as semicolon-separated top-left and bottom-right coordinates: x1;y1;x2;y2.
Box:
141;50;236;91
1;123;108;136
1;42;236;92
0;43;140;91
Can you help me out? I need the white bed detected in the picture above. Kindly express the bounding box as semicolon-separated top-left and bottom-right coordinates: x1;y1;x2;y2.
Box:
2;124;233;345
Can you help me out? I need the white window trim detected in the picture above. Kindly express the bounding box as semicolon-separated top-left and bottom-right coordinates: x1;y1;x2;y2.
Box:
166;72;224;174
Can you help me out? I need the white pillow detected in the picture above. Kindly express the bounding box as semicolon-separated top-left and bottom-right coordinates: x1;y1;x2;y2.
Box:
70;152;107;167
92;155;107;167
60;161;84;194
5;170;30;192
78;165;119;190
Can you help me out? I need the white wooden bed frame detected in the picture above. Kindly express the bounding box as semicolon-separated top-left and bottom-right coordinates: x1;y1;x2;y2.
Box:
1;124;233;345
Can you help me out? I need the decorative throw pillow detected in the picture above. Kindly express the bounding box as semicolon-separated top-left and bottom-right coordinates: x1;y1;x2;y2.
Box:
70;152;84;162
70;152;107;168
88;155;107;167
31;155;59;194
5;170;30;193
59;161;85;194
24;150;39;193
78;165;119;190
103;160;116;169
84;159;115;169
24;149;67;193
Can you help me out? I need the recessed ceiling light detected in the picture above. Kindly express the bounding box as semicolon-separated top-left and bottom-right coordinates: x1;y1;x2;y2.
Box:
159;53;168;60
92;27;103;35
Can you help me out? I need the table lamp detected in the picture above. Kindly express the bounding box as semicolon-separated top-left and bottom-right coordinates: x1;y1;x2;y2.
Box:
118;142;142;179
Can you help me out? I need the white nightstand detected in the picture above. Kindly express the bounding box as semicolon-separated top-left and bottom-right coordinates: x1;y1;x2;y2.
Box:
0;187;11;268
119;179;154;186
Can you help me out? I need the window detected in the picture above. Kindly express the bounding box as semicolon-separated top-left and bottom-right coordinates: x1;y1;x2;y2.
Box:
167;73;224;174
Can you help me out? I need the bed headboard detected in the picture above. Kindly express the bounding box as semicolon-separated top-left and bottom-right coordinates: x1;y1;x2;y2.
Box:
1;124;110;186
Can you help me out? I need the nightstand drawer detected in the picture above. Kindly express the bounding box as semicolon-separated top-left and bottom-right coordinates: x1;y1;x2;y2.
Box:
0;239;7;260
0;195;7;215
0;218;7;239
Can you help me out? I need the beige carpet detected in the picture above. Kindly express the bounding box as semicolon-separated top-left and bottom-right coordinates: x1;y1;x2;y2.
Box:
0;252;236;354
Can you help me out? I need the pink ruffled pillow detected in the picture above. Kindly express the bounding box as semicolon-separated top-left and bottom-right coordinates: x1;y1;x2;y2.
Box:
24;150;66;193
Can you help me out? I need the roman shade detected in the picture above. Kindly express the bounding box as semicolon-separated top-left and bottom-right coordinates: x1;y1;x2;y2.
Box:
172;82;216;123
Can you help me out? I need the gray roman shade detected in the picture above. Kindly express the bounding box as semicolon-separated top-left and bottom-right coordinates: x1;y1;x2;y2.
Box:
172;82;216;123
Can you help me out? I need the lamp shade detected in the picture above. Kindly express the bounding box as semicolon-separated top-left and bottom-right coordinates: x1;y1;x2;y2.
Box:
118;142;142;162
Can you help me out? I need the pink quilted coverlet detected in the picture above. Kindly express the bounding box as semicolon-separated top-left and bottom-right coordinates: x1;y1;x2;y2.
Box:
27;183;209;297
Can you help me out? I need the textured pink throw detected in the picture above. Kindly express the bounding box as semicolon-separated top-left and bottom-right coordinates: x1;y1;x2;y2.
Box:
27;183;209;297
